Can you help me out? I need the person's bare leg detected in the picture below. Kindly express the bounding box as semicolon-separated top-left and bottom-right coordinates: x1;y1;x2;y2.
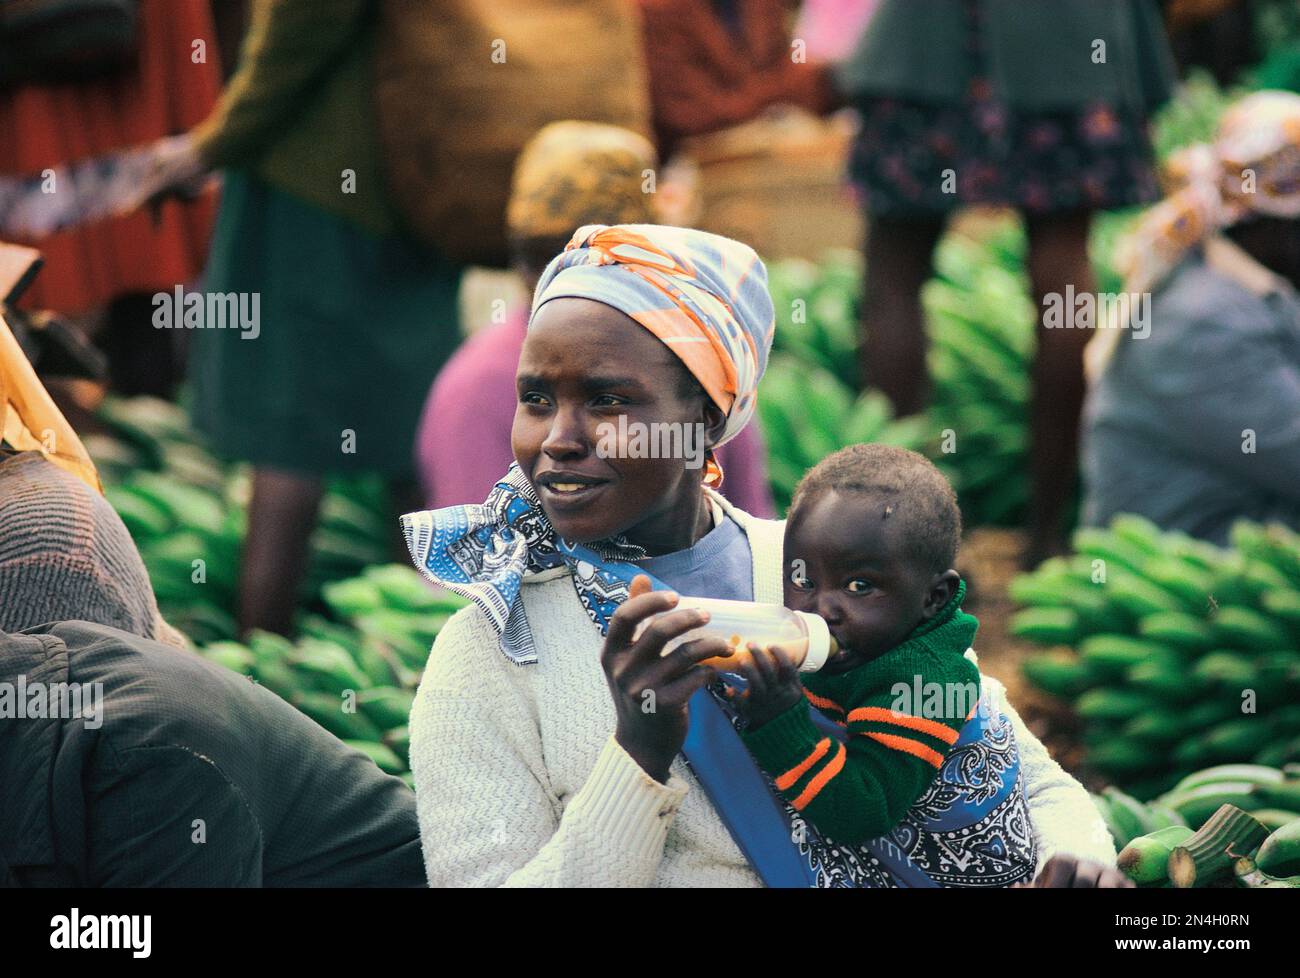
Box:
861;214;947;413
239;467;324;636
1024;210;1095;567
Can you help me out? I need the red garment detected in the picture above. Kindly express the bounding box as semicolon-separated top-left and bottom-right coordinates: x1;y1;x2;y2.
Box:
634;0;841;157
0;0;223;313
415;306;776;518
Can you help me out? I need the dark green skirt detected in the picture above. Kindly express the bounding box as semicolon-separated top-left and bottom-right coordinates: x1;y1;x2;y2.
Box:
190;171;462;477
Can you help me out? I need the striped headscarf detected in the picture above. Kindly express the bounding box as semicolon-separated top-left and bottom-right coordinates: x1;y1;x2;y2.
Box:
1117;91;1300;298
530;223;774;487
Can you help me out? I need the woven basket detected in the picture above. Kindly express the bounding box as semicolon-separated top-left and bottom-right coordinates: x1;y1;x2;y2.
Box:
374;0;651;268
678;109;862;261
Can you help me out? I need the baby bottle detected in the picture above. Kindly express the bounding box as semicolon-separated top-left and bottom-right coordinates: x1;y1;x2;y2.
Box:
637;596;837;673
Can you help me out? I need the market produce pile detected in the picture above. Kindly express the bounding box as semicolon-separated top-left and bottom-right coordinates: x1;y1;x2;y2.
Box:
1016;516;1300;797
199;565;467;785
761;230;1033;523
1090;763;1300;888
86;396;394;645
86;396;467;781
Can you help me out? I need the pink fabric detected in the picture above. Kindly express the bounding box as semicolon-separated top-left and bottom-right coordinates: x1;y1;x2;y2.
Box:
795;0;880;61
415;306;776;517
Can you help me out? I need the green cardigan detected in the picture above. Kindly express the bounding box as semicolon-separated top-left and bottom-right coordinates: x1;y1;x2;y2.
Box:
836;0;1176;112
741;583;981;845
193;0;395;236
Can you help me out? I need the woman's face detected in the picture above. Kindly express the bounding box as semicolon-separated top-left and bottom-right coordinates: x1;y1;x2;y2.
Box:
513;297;725;552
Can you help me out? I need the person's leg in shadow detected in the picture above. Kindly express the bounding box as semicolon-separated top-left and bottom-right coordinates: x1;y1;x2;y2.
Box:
860;214;947;414
1024;209;1094;567
239;468;323;636
239;472;425;636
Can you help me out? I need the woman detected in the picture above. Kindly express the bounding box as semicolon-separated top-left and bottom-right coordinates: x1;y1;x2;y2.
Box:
1082;91;1300;543
414;120;774;517
403;224;1122;887
838;0;1176;564
144;0;463;636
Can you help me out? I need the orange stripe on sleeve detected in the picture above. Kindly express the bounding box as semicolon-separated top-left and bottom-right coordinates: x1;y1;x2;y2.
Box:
803;688;844;714
775;737;833;791
791;742;847;810
848;707;960;745
862;731;945;768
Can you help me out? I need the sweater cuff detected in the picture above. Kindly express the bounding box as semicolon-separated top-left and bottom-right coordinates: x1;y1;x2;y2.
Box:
565;736;689;866
740;700;827;775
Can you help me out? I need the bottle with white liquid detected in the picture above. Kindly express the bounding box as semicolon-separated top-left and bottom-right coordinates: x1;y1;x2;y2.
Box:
637;596;838;672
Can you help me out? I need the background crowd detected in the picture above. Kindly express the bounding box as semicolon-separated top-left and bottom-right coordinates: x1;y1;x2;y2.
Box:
3;0;1300;888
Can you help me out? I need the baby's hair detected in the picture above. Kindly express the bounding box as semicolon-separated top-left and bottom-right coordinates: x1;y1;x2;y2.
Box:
789;443;962;575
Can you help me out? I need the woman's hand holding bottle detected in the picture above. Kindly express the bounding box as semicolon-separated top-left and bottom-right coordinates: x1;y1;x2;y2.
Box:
602;574;734;783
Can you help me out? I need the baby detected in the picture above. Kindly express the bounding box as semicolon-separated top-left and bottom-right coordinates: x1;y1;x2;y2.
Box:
729;444;1036;883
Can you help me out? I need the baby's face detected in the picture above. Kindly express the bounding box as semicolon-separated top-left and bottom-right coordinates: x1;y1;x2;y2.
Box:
783;490;934;675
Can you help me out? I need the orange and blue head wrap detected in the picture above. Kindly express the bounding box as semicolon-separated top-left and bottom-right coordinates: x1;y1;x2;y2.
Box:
530;223;774;487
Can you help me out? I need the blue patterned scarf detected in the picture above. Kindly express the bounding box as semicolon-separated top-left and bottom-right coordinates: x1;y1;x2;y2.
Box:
401;462;661;664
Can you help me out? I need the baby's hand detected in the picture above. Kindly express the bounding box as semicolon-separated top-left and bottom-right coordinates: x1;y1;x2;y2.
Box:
725;642;806;730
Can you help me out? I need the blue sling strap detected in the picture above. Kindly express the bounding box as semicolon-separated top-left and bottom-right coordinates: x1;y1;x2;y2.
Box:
680;687;820;888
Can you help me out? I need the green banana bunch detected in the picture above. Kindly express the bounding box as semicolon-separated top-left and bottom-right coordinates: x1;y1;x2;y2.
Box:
1016;515;1300;794
192;563;468;779
1102;761;1300;887
90;395;403;646
768;251;861;391
764;232;1036;526
86;398;468;780
757;353;927;512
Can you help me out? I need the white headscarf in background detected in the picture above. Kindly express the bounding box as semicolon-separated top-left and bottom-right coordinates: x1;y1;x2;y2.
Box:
1087;91;1300;378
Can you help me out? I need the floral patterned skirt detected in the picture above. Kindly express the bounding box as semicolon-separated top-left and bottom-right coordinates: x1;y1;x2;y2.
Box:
848;0;1163;218
849;92;1163;218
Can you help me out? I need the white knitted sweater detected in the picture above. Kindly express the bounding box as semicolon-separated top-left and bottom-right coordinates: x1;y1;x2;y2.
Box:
409;491;1116;887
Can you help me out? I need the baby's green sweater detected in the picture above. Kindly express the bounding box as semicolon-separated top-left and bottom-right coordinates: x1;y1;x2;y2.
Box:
741;583;980;845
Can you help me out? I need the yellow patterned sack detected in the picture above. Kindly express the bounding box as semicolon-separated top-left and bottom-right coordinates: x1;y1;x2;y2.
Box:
0;309;100;493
